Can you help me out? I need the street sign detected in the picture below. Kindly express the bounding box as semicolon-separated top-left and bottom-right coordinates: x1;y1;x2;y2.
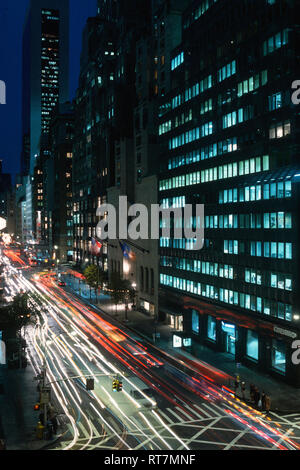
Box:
40;388;51;405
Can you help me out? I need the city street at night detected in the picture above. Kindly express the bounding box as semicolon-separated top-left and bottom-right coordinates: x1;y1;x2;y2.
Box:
1;249;300;452
1;0;300;458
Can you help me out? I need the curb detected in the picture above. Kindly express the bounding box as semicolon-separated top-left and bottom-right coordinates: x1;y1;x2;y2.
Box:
66;281;300;416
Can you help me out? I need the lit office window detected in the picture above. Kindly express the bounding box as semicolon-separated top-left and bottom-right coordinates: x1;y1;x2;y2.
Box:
217;60;236;82
269;92;282;111
263;29;289;56
269;121;291;139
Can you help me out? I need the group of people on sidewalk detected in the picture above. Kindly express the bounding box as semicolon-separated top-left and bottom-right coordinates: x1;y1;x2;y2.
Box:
234;376;271;415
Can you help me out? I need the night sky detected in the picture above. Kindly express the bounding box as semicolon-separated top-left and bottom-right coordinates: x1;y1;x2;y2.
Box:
0;0;97;179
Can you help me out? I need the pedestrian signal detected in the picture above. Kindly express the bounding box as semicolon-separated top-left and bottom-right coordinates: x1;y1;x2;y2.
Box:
34;403;40;411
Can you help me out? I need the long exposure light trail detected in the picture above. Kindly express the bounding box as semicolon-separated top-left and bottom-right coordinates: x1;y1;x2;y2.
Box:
2;250;300;451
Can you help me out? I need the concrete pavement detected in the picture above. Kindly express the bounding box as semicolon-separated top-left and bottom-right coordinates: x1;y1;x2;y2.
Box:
0;365;47;450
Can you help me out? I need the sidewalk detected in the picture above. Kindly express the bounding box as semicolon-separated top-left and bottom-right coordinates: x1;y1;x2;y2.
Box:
65;274;300;413
0;365;57;450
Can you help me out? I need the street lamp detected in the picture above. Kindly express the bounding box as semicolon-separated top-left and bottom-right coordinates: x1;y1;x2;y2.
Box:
38;329;77;435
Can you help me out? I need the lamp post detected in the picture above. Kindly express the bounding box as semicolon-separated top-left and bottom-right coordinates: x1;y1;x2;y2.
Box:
39;329;76;438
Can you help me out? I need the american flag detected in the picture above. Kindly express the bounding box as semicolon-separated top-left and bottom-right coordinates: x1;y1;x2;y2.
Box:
119;240;136;260
91;237;103;256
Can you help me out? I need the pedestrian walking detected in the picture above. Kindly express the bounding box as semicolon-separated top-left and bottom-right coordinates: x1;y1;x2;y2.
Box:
254;387;260;408
265;395;271;415
241;381;246;400
234;375;240;397
261;392;266;411
250;383;255;402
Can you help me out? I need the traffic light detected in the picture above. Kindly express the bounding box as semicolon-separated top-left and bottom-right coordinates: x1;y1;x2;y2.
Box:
86;378;94;391
117;381;123;392
112;379;118;392
34;403;40;411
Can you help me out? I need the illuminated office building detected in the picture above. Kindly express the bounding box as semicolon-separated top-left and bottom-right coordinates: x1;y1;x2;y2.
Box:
158;0;300;385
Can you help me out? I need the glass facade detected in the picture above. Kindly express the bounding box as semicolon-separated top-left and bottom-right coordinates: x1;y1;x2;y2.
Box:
41;9;60;134
157;0;299;383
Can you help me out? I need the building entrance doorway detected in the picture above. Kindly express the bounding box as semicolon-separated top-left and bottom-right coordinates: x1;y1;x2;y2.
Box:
222;322;236;356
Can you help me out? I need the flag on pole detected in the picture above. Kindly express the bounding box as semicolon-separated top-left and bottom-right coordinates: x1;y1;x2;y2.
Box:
91;237;103;256
119;240;136;260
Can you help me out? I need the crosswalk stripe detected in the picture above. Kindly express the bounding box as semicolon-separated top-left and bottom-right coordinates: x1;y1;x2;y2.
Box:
193;404;212;418
176;407;192;420
203;403;222;417
184;404;205;419
167;407;185;422
157;410;174;424
207;402;228;417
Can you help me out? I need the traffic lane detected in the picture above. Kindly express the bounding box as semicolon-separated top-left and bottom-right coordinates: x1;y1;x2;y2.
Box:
32;320;141;451
37;279;191;410
27;292;168;450
31;278;300;450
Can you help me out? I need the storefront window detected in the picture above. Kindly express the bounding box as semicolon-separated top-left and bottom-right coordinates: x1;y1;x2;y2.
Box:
207;315;216;341
192;310;199;334
272;339;286;374
246;330;258;360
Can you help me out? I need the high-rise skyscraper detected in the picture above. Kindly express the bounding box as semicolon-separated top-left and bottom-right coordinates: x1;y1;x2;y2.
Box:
22;0;69;176
158;0;300;386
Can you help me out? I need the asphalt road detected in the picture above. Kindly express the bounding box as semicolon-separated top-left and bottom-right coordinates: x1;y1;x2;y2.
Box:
2;250;300;451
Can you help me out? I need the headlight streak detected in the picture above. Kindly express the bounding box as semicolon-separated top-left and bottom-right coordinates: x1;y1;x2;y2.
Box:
37;279;158;408
7;262;299;451
29;322;79;449
100;385;159;451
35;275;292;449
17;285;93;450
58;335;98;385
224;410;289;450
18;275;141;449
206;387;300;450
34;281;164;449
89;402;132;450
34;320;97;450
138;412;173;450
